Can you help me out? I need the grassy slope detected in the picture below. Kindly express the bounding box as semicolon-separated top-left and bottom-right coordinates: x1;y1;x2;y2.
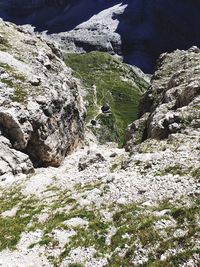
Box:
0;183;199;266
65;52;148;146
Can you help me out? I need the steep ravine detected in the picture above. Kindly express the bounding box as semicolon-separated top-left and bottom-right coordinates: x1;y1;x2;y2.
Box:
64;51;149;145
0;19;199;265
0;21;148;176
0;7;200;266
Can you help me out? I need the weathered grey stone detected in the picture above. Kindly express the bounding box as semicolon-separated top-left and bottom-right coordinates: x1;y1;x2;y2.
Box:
0;135;34;176
78;151;105;171
52;3;126;59
0;21;85;173
125;113;149;151
127;48;200;146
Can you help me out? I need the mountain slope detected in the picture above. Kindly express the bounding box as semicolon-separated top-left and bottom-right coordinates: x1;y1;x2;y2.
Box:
0;21;148;174
0;5;200;266
0;45;199;266
65;51;149;145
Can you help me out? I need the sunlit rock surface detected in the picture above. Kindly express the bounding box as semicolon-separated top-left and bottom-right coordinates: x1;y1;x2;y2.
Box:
0;21;85;174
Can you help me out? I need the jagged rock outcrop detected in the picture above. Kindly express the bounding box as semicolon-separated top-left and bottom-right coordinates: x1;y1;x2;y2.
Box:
51;3;127;57
125;47;200;151
0;21;85;175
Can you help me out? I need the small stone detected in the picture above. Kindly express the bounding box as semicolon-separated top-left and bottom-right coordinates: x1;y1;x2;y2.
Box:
154;209;171;216
0;73;9;79
110;152;118;158
116;197;127;205
106;175;115;183
1;206;19;217
37;212;49;224
188;46;200;53
29;76;41;86
63;217;89;228
79;198;91;207
44;60;51;69
97;173;107;180
0;34;4;43
142;200;154;207
78;152;105;171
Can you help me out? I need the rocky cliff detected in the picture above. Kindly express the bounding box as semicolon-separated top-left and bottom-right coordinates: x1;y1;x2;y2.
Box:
1;0;200;72
0;21;85;176
125;46;200;150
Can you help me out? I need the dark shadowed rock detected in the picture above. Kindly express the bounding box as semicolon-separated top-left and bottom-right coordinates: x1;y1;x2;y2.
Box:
125;112;149;150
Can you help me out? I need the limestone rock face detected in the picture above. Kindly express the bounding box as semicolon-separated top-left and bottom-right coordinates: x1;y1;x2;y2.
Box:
78;150;105;171
52;3;127;58
125;113;149;150
125;47;200;151
0;135;33;176
0;21;85;174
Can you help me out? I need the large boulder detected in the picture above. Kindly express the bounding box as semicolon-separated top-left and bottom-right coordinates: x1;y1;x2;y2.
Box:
0;21;85;174
125;47;200;151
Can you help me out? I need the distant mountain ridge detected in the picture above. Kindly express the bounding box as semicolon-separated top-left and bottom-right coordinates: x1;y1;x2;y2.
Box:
0;0;200;72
